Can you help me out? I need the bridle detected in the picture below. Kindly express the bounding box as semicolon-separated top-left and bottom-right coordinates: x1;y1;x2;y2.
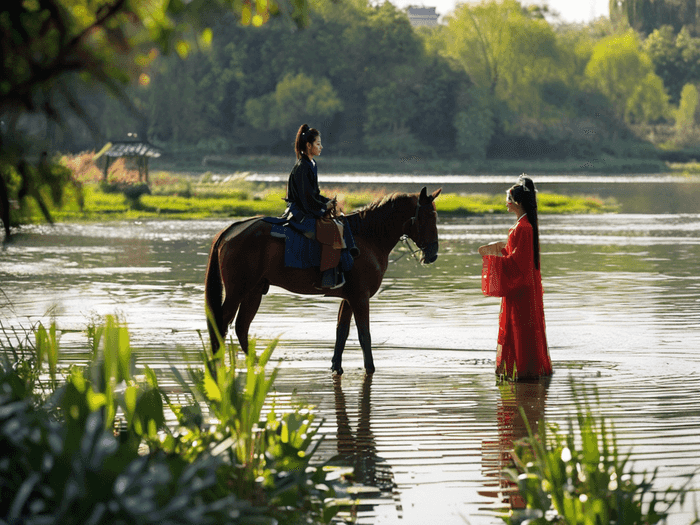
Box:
396;200;437;264
403;200;436;249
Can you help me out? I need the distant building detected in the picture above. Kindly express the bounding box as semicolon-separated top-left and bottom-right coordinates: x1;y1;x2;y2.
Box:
94;140;162;183
407;6;439;27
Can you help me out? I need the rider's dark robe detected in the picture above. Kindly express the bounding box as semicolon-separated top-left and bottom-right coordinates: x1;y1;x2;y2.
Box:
285;154;329;235
481;215;552;380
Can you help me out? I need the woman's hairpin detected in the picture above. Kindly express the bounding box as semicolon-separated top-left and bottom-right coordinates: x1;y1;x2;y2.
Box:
518;173;536;192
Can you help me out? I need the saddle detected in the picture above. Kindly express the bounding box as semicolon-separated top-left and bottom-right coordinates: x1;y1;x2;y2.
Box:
261;214;358;273
316;217;346;272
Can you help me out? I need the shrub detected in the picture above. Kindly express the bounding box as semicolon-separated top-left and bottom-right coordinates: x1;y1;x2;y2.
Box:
0;315;342;525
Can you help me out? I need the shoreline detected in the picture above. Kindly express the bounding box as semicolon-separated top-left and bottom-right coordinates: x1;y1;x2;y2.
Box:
16;181;619;225
152;154;699;177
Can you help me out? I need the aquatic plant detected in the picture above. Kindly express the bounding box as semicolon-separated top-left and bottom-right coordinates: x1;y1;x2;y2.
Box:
501;383;697;525
158;316;341;522
0;315;340;524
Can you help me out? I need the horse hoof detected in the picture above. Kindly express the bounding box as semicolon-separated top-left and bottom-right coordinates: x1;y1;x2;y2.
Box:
331;367;343;376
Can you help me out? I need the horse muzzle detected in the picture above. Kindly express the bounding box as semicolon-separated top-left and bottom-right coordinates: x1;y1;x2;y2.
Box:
420;241;439;264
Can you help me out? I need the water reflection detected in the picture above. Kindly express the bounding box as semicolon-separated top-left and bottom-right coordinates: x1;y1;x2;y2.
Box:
329;375;402;522
3;214;700;523
481;378;550;513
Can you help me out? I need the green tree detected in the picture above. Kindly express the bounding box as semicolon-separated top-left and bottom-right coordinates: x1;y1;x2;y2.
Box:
625;73;670;122
441;0;560;117
644;25;700;104
363;80;423;156
585;30;668;123
453;88;495;159
676;82;699;130
245;72;343;140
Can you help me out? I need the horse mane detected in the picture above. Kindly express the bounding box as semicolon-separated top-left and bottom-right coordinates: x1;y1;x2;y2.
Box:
344;192;415;238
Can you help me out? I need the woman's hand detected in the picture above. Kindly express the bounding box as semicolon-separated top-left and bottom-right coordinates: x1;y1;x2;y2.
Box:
478;241;506;257
324;197;339;218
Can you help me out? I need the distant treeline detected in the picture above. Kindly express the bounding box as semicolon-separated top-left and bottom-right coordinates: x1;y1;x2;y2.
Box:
35;0;700;160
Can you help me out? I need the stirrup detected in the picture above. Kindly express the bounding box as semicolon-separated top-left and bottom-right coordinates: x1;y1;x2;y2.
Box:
329;271;345;289
319;268;344;289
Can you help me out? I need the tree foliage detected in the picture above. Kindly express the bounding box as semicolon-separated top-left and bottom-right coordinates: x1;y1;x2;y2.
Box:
676;82;699;130
585;30;669;123
643;25;700;104
0;0;311;241
610;0;699;35
245;72;343;140
440;0;561;117
5;0;700;239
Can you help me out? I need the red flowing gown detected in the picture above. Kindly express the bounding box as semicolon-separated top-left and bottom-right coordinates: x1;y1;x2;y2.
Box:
481;216;552;380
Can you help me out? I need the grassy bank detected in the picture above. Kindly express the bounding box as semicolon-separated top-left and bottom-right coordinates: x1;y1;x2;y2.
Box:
19;175;619;224
0;151;620;227
0;152;605;224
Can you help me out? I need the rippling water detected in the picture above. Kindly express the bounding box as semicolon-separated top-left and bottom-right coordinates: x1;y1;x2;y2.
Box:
2;211;700;524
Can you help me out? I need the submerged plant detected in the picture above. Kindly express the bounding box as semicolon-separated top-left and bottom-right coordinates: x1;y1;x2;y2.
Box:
501;382;697;525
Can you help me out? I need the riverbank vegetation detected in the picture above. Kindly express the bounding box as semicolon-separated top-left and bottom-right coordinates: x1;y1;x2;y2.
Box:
0;315;342;525
5;153;619;225
4;0;700;239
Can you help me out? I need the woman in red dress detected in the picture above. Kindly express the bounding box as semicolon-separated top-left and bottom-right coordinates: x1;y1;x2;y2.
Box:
479;175;552;380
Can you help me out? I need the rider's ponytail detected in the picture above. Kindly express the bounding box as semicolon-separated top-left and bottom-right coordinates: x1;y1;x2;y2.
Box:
294;123;320;159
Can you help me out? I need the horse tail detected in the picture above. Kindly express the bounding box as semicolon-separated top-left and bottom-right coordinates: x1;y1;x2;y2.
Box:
204;233;224;354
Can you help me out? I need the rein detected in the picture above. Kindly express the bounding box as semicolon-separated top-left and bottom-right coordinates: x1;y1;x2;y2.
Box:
390;235;424;264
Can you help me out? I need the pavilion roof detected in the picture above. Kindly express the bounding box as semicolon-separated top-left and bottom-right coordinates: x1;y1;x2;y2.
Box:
96;141;162;159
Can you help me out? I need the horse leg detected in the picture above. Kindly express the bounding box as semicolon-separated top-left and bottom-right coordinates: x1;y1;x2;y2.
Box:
235;286;264;354
352;299;375;375
218;293;242;351
332;300;353;375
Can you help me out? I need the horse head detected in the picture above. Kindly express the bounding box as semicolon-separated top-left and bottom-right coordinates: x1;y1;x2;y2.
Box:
404;187;442;264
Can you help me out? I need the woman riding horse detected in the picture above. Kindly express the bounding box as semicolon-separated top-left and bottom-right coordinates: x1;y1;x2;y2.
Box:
205;124;442;374
205;187;441;375
284;123;344;289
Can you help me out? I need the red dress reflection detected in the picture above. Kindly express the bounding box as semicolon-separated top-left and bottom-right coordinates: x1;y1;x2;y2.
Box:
482;216;552;380
481;379;551;511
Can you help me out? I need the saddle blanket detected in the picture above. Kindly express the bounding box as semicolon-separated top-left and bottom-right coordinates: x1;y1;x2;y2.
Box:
261;216;356;272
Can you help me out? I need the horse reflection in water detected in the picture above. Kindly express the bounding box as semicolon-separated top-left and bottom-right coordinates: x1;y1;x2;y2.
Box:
480;378;551;513
329;375;403;521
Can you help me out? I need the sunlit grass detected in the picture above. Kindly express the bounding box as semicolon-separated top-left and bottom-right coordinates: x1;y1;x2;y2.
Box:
19;182;619;224
668;161;700;175
16;153;621;223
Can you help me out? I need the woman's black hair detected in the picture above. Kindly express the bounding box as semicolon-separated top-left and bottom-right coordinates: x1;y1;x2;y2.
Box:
508;175;540;270
294;123;320;159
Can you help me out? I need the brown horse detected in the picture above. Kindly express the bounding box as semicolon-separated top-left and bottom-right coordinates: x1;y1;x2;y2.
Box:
204;186;441;375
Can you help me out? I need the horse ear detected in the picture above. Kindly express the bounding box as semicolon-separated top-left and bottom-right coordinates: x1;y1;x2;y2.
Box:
419;187;428;202
431;188;442;201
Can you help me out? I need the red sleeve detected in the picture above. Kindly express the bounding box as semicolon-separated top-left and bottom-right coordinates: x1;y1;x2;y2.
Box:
481;221;535;297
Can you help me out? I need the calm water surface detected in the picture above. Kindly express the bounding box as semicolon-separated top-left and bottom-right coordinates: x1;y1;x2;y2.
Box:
2;187;700;523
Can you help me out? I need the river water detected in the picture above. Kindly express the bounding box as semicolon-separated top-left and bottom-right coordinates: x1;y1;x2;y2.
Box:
1;175;700;524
